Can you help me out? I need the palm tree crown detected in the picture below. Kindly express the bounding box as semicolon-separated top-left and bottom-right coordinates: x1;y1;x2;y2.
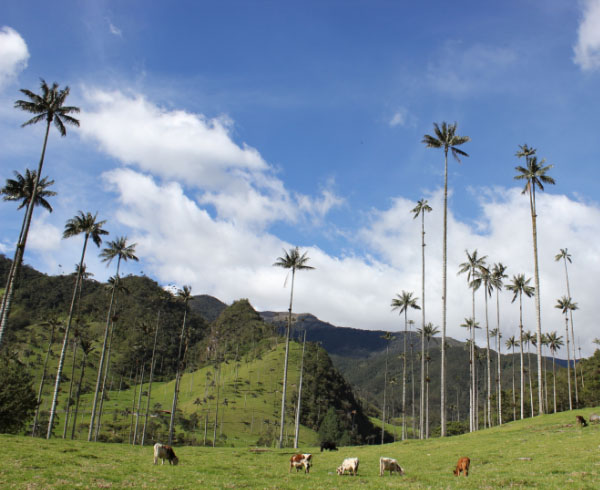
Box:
100;236;139;267
273;247;315;273
15;79;80;135
411;199;432;219
555;248;571;264
1;169;56;212
555;296;578;315
506;274;535;303
63;211;108;247
422;122;471;160
391;291;421;316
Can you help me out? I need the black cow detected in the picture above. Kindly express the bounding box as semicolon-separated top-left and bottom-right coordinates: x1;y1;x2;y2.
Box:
320;441;338;452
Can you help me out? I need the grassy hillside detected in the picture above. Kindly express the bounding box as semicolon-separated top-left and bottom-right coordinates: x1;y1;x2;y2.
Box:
1;407;598;488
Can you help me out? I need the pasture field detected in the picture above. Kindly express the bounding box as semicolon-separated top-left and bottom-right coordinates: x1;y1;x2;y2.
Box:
1;408;599;488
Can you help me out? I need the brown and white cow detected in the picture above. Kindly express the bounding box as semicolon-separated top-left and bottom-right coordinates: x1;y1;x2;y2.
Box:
453;457;470;476
336;457;359;476
379;457;404;476
289;453;312;473
153;443;179;465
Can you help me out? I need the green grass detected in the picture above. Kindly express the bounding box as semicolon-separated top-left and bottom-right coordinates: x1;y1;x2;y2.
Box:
2;408;598;488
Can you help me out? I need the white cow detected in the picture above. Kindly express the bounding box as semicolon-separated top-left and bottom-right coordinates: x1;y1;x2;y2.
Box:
379;457;404;476
153;443;179;465
289;453;312;473
336;457;359;476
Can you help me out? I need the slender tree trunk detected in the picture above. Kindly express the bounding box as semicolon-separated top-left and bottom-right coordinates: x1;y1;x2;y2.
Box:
32;322;56;437
519;294;525;419
142;311;161;447
496;290;502;425
552;351;557;413
440;149;448;437
63;336;78;438
133;363;145;444
419;209;426;439
278;268;295;449
426;340;430;438
511;344;516;421
213;362;221;447
527;343;534;417
543;351;549;414
402;313;407;440
564;316;572;410
129;365;139;444
89;258;122;441
382;342;388;444
562;257;578;405
47;235;90;438
411;340;415;438
169;303;188;445
528;188;544;415
71;351;88;439
0;120;52;347
484;287;491;428
95;319;117;442
293;330;306;449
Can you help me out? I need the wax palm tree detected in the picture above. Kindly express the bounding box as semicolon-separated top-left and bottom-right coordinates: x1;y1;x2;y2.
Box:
31;317;61;437
458;249;487;430
88;237;138;441
475;265;494;428
515;144;555;415
418;322;439;438
554;248;579;404
422;122;470;436
506;273;534;419
555;296;577;410
546;331;563;413
380;331;395;444
411;198;432;439
0;169;56;346
524;330;536;417
273;247;314;448
505;336;519;421
0;81;80;344
169;285;193;445
46;212;108;438
491;262;508;424
391;291;421;440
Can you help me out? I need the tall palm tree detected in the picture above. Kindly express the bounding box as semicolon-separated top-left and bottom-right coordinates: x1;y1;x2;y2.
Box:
391;291;421;440
273;247;314;448
422;121;470;436
0;169;56;346
515;144;555;415
380;331;395;444
46;212;108;438
31;317;61;437
0;81;80;344
506;274;535;419
555;296;577;410
418;322;439;438
491;262;508;424
505;336;519;421
411;198;432;439
524;330;536;417
169;285;193;445
88;237;138;441
554;248;579;404
546;331;563;413
458;249;487;430
476;265;494;428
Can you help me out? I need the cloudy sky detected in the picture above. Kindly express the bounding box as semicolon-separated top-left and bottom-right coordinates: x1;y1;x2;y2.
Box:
1;1;599;355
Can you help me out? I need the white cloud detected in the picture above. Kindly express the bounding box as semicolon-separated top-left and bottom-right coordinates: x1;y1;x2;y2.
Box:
27;215;62;252
573;0;600;70
0;27;29;90
108;20;122;37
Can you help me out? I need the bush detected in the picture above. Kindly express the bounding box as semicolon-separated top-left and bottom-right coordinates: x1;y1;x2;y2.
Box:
0;357;37;434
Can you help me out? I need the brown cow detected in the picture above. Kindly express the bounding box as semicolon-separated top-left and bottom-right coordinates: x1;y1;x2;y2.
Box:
289;453;312;473
576;415;588;427
153;443;179;465
453;457;470;477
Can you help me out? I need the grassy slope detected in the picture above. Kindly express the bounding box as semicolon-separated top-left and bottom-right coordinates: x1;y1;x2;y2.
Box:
2;408;598;488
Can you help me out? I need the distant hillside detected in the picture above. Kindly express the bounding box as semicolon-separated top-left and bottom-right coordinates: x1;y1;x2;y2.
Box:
188;294;228;323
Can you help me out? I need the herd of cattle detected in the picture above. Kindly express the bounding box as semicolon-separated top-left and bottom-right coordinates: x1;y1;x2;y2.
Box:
153;442;470;477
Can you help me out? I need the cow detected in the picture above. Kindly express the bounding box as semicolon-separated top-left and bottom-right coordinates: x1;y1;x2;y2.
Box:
589;413;600;424
320;441;338;452
576;415;588;427
379;457;404;476
453;457;470;477
289;453;312;474
153;443;179;465
336;457;359;476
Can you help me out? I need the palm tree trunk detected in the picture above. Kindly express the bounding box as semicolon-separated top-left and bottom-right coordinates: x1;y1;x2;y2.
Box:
527;344;534;417
47;234;90;438
440;149;448;437
511;344;516;421
382;342;388;444
95;319;117;441
562;257;578;405
543;352;548;413
63;336;78;438
71;350;88;439
411;341;415;438
133;363;145;444
484;288;491;428
564;316;572;410
293;330;306;449
88;257;122;441
496;290;502;425
519;294;525;419
528;188;544;415
32;322;56;437
169;305;188;445
401;312;407;440
212;362;221;447
278;268;296;449
552;352;557;413
420;209;426;439
142;311;161;447
129;365;139;444
426;340;430;438
0;120;52;347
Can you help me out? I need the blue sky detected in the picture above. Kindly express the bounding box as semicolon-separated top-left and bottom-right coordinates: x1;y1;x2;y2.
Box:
1;1;600;355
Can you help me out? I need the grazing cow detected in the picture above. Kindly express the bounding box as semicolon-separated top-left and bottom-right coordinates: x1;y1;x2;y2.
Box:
379;457;404;476
576;415;588;427
589;413;600;424
336;457;359;476
320;441;338;452
453;457;470;477
289;453;312;474
153;443;179;465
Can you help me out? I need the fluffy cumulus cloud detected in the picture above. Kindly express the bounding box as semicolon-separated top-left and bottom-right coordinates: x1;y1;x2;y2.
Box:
0;27;29;90
574;0;600;70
